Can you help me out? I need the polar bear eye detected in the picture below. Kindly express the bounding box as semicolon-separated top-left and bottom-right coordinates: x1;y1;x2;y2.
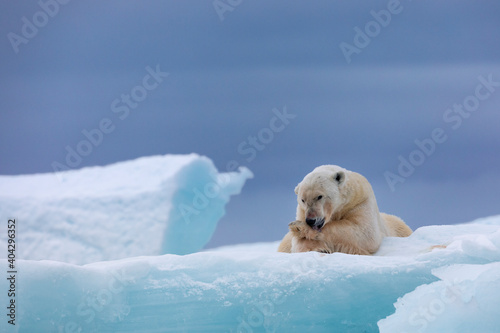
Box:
301;199;305;203
317;195;323;200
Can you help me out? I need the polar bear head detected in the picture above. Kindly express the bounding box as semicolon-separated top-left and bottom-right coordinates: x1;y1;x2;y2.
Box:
294;165;350;231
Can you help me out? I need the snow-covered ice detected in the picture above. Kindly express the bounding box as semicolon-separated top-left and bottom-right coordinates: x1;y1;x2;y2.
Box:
1;155;499;332
0;154;252;263
377;219;500;333
378;262;500;333
1;217;500;332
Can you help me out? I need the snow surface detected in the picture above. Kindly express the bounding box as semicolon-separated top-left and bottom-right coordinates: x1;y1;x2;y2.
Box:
1;216;500;332
1;155;499;332
0;154;252;263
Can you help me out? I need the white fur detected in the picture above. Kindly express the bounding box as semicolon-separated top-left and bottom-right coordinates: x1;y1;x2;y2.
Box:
278;165;412;254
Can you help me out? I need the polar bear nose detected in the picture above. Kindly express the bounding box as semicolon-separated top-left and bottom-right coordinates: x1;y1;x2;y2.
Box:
306;217;325;231
306;218;317;227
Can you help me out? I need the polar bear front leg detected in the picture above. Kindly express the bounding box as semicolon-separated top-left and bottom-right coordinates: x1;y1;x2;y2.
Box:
316;218;376;255
291;236;331;253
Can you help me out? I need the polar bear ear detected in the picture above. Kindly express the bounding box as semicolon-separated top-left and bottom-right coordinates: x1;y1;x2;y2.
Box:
333;171;345;185
294;184;300;194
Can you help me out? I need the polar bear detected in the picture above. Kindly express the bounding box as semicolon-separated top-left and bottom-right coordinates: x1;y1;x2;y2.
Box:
277;165;412;255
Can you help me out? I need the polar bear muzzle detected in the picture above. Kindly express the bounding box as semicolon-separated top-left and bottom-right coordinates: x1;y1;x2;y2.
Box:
306;217;325;231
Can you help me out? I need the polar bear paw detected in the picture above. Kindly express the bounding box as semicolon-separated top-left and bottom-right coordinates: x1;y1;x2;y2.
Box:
289;220;321;240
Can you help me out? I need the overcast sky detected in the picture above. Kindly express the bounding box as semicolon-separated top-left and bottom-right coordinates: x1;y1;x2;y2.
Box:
1;1;500;248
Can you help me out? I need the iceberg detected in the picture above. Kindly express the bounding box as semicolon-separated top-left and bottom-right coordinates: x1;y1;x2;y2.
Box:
1;216;499;332
0;154;252;264
378;262;500;333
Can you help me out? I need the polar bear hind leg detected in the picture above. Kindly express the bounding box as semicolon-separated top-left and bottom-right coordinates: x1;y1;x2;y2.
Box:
380;213;412;237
